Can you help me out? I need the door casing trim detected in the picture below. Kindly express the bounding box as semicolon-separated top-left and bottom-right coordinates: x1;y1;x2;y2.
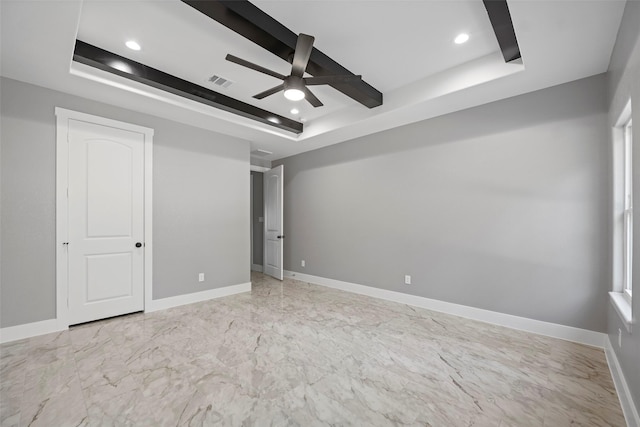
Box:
55;107;154;328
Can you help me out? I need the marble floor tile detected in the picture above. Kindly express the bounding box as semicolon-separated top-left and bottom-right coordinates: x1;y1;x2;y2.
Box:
0;381;22;427
19;358;88;427
0;272;627;426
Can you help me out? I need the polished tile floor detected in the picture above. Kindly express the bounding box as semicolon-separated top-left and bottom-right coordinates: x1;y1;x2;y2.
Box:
0;273;626;426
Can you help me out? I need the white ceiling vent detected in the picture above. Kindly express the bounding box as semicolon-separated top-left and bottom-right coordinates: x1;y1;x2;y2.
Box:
251;149;273;157
208;75;233;89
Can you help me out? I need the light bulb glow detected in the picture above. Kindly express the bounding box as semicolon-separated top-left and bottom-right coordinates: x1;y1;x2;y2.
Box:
454;33;469;44
126;40;141;51
110;60;133;73
290;108;299;114
284;88;305;101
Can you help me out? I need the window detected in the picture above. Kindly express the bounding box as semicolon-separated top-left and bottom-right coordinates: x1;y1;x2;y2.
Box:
623;117;633;302
612;101;633;331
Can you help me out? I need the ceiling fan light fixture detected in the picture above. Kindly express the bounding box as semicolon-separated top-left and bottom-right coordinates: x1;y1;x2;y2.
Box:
284;88;305;101
283;76;305;101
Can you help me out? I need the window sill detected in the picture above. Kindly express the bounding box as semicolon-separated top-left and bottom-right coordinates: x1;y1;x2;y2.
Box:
610;292;634;333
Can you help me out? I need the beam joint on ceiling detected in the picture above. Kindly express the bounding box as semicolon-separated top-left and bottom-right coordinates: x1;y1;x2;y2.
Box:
72;40;303;134
181;0;383;109
482;0;521;63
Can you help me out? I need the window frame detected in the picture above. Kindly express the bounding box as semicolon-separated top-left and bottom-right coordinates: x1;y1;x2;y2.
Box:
623;117;633;303
611;100;634;332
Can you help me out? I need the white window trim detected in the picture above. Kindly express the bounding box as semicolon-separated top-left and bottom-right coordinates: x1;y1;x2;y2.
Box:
610;292;633;333
623;118;633;297
611;100;633;332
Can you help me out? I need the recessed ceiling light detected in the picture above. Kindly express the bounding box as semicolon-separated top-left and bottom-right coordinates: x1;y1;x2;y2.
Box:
454;33;469;44
290;108;299;115
125;40;141;51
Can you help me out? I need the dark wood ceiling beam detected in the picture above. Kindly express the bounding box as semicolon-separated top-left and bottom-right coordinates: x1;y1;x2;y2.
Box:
483;0;521;62
181;0;383;108
73;40;303;134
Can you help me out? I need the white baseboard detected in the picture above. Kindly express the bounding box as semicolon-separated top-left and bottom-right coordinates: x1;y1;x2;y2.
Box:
0;318;67;344
605;335;640;427
251;264;263;273
284;270;606;348
146;282;252;312
0;282;252;343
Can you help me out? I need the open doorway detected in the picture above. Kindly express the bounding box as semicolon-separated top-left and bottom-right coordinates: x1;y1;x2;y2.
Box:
250;171;264;272
250;164;284;280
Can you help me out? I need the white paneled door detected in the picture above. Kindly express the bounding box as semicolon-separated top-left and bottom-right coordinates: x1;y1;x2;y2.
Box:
67;119;145;325
264;165;284;280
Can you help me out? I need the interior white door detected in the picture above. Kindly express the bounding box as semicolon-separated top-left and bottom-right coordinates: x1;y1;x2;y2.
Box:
67;119;145;325
264;165;284;280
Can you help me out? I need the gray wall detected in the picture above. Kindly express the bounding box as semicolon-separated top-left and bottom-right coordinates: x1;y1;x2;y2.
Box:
251;171;264;266
0;77;251;328
276;74;609;332
607;0;640;416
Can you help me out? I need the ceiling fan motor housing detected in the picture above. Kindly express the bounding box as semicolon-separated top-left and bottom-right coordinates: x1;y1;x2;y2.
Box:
284;76;304;92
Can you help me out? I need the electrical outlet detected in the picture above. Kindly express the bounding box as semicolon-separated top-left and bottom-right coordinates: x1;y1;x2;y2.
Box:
199;273;205;282
618;328;622;348
404;275;411;285
301;260;306;267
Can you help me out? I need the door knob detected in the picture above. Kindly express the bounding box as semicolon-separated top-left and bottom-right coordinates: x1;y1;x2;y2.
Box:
135;242;142;248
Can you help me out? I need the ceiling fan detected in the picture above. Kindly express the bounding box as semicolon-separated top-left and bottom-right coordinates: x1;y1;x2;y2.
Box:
225;33;362;108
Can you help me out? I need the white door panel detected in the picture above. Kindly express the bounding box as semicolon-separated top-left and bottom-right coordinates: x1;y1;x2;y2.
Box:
86;253;132;302
86;141;133;237
68;119;145;325
264;165;283;280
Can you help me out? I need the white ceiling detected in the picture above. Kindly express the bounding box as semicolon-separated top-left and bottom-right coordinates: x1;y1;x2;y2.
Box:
0;0;626;161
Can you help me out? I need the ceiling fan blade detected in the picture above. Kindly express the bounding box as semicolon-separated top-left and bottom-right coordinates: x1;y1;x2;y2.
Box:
304;75;362;86
303;87;323;107
291;34;315;77
225;54;286;80
254;84;285;99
